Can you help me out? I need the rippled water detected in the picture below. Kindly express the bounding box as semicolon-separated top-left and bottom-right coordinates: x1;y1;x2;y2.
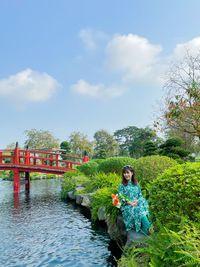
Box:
0;178;119;266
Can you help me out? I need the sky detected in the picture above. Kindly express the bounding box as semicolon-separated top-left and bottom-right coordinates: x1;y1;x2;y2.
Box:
1;0;200;148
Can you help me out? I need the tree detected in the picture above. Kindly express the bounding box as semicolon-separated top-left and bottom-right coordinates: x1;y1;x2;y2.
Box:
159;137;191;160
60;141;71;154
60;141;71;160
69;131;93;157
114;126;162;158
24;129;59;149
158;52;200;140
143;141;158;156
93;130;119;158
114;126;139;156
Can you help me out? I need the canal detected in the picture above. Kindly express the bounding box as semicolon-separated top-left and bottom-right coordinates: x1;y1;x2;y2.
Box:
0;178;119;266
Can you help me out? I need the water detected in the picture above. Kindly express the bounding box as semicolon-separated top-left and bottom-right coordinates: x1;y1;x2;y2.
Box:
0;178;119;266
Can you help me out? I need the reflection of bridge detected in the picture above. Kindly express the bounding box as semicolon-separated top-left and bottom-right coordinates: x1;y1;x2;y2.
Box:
0;147;88;193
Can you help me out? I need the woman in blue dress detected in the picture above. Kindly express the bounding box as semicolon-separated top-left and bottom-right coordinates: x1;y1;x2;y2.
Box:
118;165;151;234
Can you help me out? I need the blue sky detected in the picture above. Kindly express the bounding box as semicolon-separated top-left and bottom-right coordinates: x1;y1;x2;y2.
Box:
1;0;200;147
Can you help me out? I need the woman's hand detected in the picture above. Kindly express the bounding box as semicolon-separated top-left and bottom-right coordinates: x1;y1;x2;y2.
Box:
128;200;139;207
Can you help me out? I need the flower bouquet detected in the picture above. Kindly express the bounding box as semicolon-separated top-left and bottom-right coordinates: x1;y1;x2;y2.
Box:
111;193;130;209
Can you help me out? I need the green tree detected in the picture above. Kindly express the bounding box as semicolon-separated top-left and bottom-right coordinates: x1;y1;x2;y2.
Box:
159;137;191;160
60;141;71;154
24;129;59;149
143;141;158;156
93;130;119;158
114;126;139;156
69;131;93;157
129;127;161;158
114;126;162;158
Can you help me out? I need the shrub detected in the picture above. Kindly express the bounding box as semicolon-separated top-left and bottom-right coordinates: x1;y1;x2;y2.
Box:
60;170;89;199
97;157;136;175
82;172;121;194
77;161;98;177
149;163;200;231
91;159;105;164
91;186;120;222
134;155;177;198
119;224;200;267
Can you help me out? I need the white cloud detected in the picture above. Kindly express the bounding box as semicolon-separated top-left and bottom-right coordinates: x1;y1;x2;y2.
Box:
172;37;200;59
71;79;126;98
0;69;61;103
79;28;108;50
105;34;164;86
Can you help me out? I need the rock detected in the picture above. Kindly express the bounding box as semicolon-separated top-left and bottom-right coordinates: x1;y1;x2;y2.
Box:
125;229;147;248
97;207;106;221
76;194;83;205
75;193;94;208
106;215;126;244
68;191;76;200
81;193;94;208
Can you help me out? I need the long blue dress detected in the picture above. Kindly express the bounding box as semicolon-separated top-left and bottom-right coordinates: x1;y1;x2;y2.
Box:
118;181;151;233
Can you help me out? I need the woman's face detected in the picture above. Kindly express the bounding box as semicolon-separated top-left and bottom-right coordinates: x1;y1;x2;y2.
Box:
123;170;133;181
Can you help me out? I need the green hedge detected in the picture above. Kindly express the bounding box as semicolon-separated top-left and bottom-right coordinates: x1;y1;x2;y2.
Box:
97;157;136;175
77;161;98;176
134;155;177;198
149;162;200;231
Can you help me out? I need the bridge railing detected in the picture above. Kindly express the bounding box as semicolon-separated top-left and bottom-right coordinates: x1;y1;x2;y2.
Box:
0;148;87;171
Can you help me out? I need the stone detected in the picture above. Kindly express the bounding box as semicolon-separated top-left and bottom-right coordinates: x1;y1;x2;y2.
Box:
81;193;94;208
76;194;83;205
97;206;106;221
68;191;76;200
125;229;148;248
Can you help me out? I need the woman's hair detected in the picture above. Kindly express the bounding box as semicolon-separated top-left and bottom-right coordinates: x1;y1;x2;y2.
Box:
122;165;138;186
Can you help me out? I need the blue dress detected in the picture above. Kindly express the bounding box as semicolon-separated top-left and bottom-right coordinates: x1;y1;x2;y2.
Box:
118;181;151;233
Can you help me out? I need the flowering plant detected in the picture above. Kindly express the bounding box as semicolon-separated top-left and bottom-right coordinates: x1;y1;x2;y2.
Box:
111;193;130;209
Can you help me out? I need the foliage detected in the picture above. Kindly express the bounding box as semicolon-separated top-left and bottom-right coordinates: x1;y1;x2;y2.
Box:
97;157;136;175
120;224;200;267
159;137;191;160
24;129;59;149
91;186;120;222
60;170;89;199
69;131;93;157
114;126;162;158
93;130;119;158
91;159;105;164
143;141;158;156
149;163;200;231
156;53;200;140
134;155;177;198
60;141;71;160
77;161;98;177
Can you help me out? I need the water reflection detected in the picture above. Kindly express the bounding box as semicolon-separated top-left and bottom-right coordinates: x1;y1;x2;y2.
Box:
0;179;119;266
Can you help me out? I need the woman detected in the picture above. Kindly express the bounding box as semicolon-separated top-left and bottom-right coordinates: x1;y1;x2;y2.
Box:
118;165;151;234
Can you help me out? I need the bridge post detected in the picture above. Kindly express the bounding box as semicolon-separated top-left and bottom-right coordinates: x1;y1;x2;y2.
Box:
82;151;89;163
25;172;30;191
0;152;2;164
14;169;20;193
14;146;20;165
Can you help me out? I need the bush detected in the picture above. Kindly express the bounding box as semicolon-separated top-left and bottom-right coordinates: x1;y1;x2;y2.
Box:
119;224;200;267
81;172;121;194
97;157;136;175
134;155;177;198
91;159;105;164
60;170;89;199
77;161;98;177
91;186;120;222
149;162;200;231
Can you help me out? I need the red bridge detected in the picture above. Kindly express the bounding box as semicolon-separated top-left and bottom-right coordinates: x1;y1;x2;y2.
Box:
0;146;88;193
